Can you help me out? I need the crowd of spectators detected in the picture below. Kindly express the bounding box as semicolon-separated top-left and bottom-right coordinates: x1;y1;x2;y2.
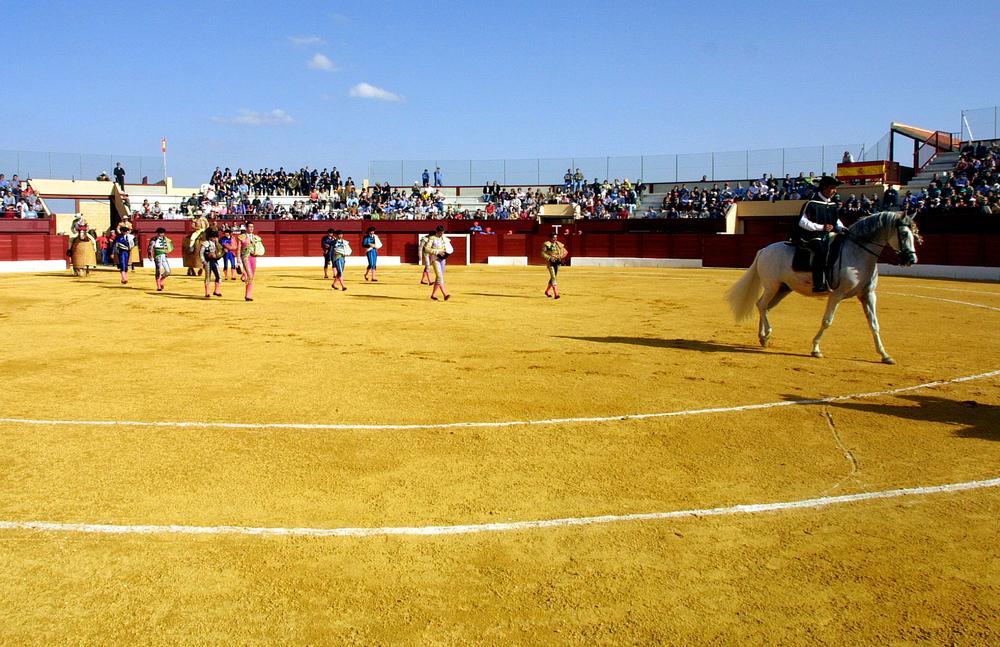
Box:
93;144;1000;224
165;180;452;221
543;178;645;219
0;173;44;218
901;141;1000;216
209;167;355;199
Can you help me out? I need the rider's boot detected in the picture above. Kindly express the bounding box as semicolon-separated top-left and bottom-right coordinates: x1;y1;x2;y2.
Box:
811;266;828;293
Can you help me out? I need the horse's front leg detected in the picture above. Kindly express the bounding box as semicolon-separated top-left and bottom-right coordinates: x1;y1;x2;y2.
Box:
811;295;843;358
859;290;894;364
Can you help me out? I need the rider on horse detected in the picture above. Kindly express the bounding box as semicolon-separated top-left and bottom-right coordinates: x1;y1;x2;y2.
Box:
795;175;846;293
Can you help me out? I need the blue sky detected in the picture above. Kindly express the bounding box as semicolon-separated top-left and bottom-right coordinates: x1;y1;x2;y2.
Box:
6;0;999;185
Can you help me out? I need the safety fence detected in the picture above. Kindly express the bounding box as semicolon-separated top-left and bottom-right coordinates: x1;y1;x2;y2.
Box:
369;144;865;188
0;149;163;183
961;105;1000;141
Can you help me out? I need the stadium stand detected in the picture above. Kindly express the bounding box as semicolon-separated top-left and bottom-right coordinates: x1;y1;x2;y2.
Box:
902;141;999;216
0;173;46;219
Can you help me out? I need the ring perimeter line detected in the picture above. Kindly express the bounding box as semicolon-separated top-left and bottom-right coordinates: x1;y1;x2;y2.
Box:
0;369;997;432
1;476;998;538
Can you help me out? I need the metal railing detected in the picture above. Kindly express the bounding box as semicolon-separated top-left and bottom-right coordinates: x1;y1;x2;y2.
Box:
916;131;961;172
369;144;865;187
0;149;163;183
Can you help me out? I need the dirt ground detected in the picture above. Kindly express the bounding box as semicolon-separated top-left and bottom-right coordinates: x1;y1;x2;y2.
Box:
0;264;997;644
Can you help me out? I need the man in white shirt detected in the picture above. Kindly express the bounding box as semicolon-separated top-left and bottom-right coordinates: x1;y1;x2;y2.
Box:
796;176;846;292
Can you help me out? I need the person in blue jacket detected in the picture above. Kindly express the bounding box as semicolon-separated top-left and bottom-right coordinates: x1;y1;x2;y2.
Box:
113;226;135;284
321;228;336;279
362;226;382;282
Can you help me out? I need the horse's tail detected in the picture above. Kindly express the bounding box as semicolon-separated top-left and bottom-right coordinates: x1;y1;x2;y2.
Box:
726;251;763;322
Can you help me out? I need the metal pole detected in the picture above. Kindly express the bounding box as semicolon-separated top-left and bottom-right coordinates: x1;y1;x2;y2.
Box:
995;106;998;140
781;148;785;177
536;159;540;185
640;156;644;181
711;153;715;181
745;150;749;180
674;156;678;182
503;159;506;185
16;151;19;176
400;161;404;187
605;157;609;182
821;147;825;175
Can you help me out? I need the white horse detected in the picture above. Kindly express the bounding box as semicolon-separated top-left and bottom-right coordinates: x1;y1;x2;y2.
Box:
726;211;920;364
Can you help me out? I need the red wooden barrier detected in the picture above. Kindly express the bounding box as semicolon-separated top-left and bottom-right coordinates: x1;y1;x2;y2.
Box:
0;216;995;268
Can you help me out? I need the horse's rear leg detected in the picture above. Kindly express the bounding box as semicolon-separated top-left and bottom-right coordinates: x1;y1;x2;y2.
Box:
756;283;790;347
859;291;894;364
811;295;843;358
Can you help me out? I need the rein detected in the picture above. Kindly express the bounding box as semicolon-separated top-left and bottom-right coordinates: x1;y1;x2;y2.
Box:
844;233;886;259
830;221;909;288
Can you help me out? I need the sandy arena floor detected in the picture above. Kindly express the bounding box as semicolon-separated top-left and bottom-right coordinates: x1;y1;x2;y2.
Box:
0;264;997;643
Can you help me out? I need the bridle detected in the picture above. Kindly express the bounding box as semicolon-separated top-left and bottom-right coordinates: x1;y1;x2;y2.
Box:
845;218;918;266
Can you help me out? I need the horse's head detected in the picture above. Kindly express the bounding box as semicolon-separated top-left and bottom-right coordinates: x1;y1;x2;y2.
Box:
887;214;920;267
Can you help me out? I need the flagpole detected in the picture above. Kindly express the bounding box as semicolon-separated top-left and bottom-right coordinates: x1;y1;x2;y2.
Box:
161;138;168;185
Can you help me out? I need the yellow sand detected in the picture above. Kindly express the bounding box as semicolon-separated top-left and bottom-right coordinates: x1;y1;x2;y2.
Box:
0;265;997;643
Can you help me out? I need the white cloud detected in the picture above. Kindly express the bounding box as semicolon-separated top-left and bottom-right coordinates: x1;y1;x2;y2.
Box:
348;82;402;102
307;53;337;71
289;35;325;46
212;109;294;126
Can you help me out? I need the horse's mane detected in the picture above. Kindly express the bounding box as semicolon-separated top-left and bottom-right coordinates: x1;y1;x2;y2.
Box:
847;211;902;241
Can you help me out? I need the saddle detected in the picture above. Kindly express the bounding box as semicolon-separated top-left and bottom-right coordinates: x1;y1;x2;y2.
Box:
785;236;845;275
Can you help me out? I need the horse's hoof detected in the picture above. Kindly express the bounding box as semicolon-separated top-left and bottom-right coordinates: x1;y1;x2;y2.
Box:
759;337;770;348
882;356;896;365
811;351;823;358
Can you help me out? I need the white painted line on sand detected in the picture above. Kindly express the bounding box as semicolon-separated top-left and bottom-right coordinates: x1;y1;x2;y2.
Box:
906;285;1000;296
885;292;1000;312
0;370;996;432
1;476;997;538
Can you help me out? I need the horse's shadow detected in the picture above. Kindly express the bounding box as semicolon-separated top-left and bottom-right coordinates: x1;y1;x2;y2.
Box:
556;336;805;358
783;393;998;442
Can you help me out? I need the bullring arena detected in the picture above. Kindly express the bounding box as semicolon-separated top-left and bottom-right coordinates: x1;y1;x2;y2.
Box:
3;5;1000;636
0;258;998;641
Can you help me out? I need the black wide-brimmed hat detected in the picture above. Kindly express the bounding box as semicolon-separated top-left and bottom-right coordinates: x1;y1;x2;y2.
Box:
817;176;841;190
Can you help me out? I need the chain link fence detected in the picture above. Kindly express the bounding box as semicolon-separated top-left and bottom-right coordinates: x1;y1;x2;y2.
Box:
0;149;163;183
370;144;864;187
961;106;999;141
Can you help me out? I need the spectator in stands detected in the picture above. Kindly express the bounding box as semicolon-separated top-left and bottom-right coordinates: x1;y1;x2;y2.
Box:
842;151;854;163
433;167;443;187
421;169;430;188
883;186;898;209
114;163;125;190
